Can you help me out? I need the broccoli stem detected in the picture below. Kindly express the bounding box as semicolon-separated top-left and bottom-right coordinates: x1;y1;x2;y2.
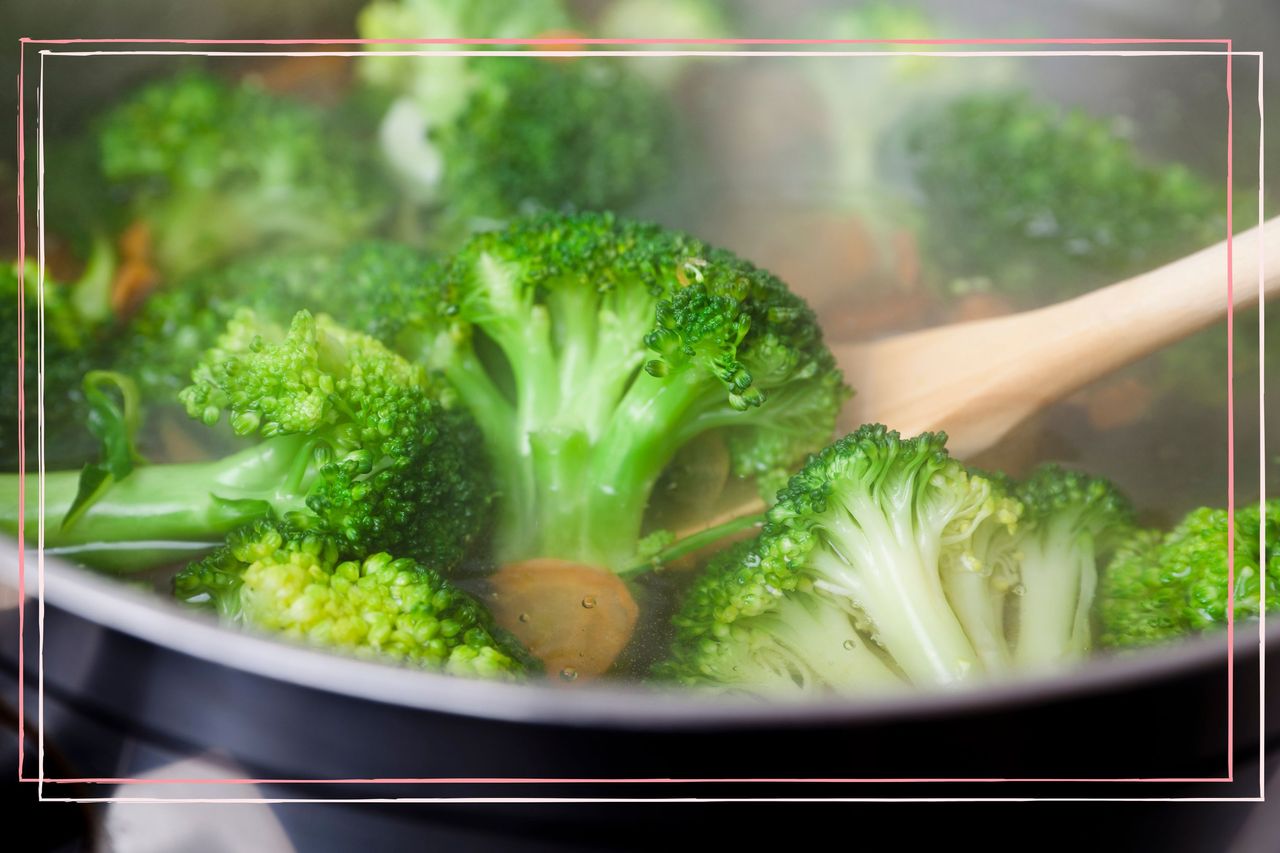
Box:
621;511;766;577
740;592;906;693
576;370;720;569
0;435;312;569
812;486;981;685
1013;525;1097;667
68;235;117;326
440;276;739;570
449;355;728;570
941;567;1013;671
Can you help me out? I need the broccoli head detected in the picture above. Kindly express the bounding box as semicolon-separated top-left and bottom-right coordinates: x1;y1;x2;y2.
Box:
412;211;847;573
659;426;1022;693
431;57;670;223
655;539;908;697
358;0;572;116
359;1;669;229
1;309;491;572
657;428;1141;696
1098;500;1279;648
116;241;440;405
176;519;534;679
907;91;1225;301
92;69;392;279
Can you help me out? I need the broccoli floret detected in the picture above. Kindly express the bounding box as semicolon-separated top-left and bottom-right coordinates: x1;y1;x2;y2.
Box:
656;429;1143;695
905;92;1270;411
91;69;392;279
934;467;1025;672
596;0;732;42
0;310;491;572
115;241;440;404
1;254;118;471
1098;500;1279;648
175;519;535;679
595;0;734;86
656;540;907;697
358;1;669;229
431;58;670;223
1002;465;1134;667
412;211;847;573
659;426;1021;693
906;92;1225;301
358;0;572;114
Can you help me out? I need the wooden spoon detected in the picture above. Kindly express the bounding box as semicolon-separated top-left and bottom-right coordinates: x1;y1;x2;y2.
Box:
841;218;1280;456
678;218;1280;536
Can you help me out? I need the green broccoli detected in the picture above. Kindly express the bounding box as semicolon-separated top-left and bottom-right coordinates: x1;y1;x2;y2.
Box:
175;519;534;679
0;309;491;572
595;0;734;86
656;539;908;697
658;426;1022;693
906;91;1225;301
1001;466;1134;667
430;57;670;223
358;0;572;111
657;427;1138;696
115;241;440;404
88;69;391;279
358;0;669;231
405;211;847;573
1098;500;1279;648
1;254;118;471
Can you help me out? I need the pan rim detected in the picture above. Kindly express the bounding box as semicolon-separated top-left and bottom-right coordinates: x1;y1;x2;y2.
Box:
4;547;1272;731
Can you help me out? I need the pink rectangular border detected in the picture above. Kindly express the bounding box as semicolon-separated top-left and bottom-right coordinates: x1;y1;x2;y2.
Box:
13;35;1253;797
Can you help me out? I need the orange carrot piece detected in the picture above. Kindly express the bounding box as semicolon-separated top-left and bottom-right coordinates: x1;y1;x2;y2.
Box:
247;55;353;102
488;558;639;684
530;30;587;60
110;221;159;315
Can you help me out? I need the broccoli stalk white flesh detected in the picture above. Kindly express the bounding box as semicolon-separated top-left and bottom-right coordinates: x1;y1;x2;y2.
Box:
714;590;905;696
1011;517;1098;667
806;481;982;686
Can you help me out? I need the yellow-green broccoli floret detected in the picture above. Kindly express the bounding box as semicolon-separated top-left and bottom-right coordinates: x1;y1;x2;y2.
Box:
176;520;535;679
115;241;443;405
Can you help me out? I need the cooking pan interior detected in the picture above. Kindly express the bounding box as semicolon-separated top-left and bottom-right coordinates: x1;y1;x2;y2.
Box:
2;0;1276;777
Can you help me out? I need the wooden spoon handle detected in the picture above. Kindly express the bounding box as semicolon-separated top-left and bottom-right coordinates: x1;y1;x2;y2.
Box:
839;218;1280;458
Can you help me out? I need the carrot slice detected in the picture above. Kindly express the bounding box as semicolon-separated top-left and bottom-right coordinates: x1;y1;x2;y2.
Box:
530;30;586;61
110;221;159;315
488;558;638;684
247;55;353;102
